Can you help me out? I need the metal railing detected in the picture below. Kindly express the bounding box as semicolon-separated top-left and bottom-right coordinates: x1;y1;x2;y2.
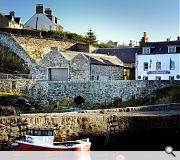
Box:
0;73;37;80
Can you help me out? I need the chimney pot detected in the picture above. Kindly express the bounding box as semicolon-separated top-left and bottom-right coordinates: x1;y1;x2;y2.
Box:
36;4;44;14
45;8;52;16
9;11;15;17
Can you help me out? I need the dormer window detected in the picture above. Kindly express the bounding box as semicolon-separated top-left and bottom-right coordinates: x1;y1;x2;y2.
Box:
143;47;150;54
168;46;176;53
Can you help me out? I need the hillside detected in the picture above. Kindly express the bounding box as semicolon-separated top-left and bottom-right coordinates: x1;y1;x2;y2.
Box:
119;85;180;108
0;44;30;74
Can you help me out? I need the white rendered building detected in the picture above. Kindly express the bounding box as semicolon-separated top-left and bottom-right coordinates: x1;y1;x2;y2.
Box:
136;38;180;80
24;4;63;31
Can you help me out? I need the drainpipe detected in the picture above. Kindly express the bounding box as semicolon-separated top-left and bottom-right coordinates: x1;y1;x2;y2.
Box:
68;61;70;81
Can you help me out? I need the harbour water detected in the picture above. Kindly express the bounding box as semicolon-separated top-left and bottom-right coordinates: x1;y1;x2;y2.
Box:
90;127;180;151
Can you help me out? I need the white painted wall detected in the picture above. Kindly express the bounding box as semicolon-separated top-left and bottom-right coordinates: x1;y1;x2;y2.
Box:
136;53;180;80
24;13;56;31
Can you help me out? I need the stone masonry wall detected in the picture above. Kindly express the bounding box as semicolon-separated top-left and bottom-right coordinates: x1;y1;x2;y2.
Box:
13;35;76;61
91;64;124;80
1;109;180;144
0;80;179;104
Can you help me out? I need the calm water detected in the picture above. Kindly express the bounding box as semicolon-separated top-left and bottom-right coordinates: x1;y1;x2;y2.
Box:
90;128;180;151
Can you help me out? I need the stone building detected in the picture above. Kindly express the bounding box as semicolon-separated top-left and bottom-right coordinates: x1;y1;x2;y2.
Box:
0;11;23;29
93;47;139;80
24;4;63;31
40;47;124;81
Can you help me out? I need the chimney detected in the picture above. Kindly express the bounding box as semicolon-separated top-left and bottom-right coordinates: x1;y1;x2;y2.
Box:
129;40;134;47
143;32;149;43
177;36;180;41
36;4;44;13
45;8;52;16
9;11;15;17
166;38;170;41
139;32;149;46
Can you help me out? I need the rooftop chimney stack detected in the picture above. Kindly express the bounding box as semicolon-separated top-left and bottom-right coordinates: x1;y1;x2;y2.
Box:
129;40;135;47
45;8;52;16
9;11;15;17
139;32;149;46
177;36;180;41
36;4;44;13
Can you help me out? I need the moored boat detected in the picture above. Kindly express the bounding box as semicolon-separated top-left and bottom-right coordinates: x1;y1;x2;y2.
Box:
11;128;91;151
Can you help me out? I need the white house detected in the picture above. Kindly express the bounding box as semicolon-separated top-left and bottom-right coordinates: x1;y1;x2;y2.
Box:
24;4;63;31
136;38;180;80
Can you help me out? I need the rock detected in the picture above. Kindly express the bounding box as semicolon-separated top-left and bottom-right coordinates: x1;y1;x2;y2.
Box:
0;106;17;116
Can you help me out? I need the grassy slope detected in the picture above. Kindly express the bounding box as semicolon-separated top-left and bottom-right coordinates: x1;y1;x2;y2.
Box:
0;45;30;74
120;85;180;108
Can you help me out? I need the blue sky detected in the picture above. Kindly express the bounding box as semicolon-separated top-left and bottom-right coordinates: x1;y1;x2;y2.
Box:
0;0;179;45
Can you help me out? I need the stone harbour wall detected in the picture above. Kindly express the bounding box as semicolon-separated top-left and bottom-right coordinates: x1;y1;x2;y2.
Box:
0;80;179;104
0;108;180;145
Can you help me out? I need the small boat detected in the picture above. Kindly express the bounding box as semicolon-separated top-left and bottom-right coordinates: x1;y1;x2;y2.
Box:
11;128;91;151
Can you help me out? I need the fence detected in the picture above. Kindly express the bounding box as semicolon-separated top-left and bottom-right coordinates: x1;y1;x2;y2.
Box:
0;73;37;80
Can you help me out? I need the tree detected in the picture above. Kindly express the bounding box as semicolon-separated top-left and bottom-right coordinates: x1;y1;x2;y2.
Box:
85;29;97;45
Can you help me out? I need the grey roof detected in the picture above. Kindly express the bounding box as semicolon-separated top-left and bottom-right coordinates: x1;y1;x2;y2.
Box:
138;41;180;55
14;17;21;24
4;15;13;21
49;48;124;67
93;47;139;63
85;53;124;67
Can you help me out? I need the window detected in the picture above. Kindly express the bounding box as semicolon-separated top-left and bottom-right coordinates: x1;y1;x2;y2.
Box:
170;59;175;70
144;62;148;71
143;47;150;54
91;76;94;80
97;76;99;80
48;131;53;136
156;62;161;70
109;76;111;80
156;76;161;80
143;76;148;80
168;46;176;53
169;76;174;80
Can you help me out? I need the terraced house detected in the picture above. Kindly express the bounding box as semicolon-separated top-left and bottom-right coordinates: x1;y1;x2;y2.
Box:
0;11;23;29
24;4;63;31
136;37;180;80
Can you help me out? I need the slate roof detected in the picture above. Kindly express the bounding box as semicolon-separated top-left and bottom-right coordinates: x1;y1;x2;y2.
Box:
85;53;124;67
61;51;79;61
4;15;13;21
14;17;21;24
138;41;180;55
93;47;139;63
4;14;21;24
60;51;124;67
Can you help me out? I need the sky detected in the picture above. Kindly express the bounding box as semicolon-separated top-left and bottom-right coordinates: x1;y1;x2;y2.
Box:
0;0;179;45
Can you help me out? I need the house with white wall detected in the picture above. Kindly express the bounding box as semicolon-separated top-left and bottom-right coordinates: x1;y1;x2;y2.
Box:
136;38;180;80
24;4;63;31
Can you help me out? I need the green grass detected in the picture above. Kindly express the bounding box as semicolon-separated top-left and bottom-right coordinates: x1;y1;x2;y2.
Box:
0;44;30;74
0;92;22;97
152;85;180;104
